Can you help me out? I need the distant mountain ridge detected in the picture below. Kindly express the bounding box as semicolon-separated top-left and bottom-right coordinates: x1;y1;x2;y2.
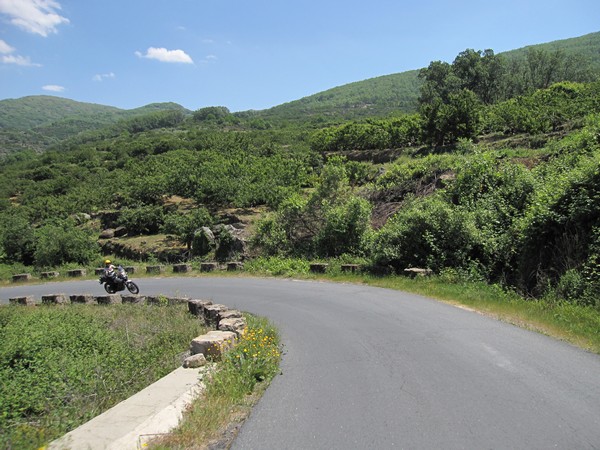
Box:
258;31;600;120
0;96;189;130
0;30;598;155
0;97;190;155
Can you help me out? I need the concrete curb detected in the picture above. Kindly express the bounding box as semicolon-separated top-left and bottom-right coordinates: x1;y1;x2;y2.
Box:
48;366;208;450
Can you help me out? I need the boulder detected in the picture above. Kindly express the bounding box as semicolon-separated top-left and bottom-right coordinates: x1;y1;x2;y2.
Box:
146;265;164;274
113;226;128;237
218;317;247;337
96;294;122;305
200;262;218;272
404;267;432;277
183;353;208;368
70;294;95;304
190;331;237;359
41;294;69;305
188;299;213;317
99;229;115;239
218;309;243;321
192;227;216;256
122;294;145;304
227;262;244;271
215;228;247;261
9;296;36;306
203;304;230;326
173;263;192;273
41;271;59;279
12;273;31;282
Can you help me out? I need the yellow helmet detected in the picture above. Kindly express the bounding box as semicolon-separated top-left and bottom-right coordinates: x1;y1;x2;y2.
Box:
104;259;111;265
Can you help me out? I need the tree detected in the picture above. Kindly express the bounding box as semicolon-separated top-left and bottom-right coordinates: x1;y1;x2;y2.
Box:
162;207;214;250
452;49;505;104
192;106;231;123
34;220;98;268
0;212;35;265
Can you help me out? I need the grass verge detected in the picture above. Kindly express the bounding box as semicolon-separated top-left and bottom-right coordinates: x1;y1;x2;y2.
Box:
0;303;206;450
149;314;281;449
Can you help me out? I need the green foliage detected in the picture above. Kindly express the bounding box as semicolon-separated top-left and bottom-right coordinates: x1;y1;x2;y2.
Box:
210;315;280;398
33;220;98;268
515;142;600;296
252;214;290;256
310;114;422;152
192;106;232;124
243;257;311;276
316;196;373;257
117;205;165;235
372;195;481;273
258;70;422;123
483;81;600;134
162;207;214;249
253;158;372;257
0;212;36;265
0;304;205;450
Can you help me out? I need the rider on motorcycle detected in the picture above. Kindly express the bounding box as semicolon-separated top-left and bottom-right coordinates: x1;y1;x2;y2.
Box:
103;259;124;283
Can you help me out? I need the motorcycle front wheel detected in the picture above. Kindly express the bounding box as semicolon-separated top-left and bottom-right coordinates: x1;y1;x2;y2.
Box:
126;281;140;294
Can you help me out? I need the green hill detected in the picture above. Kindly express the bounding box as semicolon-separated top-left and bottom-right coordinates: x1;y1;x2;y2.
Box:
257;31;600;122
256;70;421;122
0;97;190;155
0;31;598;155
0;96;122;130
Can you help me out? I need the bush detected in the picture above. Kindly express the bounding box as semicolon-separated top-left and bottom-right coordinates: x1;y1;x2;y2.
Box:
33;220;98;268
252;215;290;256
117;205;165;235
372;195;481;273
0;213;35;265
515;149;600;295
162;208;214;249
316;196;373;257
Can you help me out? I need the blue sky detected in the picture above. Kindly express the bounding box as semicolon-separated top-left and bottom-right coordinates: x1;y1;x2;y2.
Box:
0;0;599;112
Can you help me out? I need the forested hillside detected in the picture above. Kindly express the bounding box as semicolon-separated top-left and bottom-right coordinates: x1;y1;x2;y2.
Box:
257;31;600;122
1;31;600;308
0;97;190;155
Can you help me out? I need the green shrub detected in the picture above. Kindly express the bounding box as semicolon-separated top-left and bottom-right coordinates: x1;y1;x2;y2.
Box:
33;220;98;268
252;215;290;256
117;205;165;235
372;195;481;273
162;207;214;250
243;257;310;276
0;213;35;265
516;153;600;294
316;196;373;257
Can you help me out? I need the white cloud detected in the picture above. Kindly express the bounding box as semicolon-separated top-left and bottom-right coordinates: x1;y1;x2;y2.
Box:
92;72;115;82
0;0;69;37
198;54;217;65
135;47;193;64
2;54;41;66
0;39;15;54
0;38;41;66
42;84;64;92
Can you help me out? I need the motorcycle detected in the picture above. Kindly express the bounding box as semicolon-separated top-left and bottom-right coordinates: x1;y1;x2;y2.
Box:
99;266;140;294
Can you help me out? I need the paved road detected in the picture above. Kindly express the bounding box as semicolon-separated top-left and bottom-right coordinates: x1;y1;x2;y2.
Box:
2;277;600;449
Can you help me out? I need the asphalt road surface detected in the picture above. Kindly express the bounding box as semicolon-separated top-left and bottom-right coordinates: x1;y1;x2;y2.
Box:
2;277;600;449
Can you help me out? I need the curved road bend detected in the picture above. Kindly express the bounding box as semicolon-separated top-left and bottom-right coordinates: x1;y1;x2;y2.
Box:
1;277;600;449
